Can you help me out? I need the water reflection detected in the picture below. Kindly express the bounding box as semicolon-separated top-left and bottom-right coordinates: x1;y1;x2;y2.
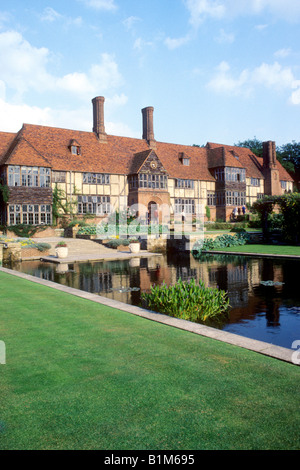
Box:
9;253;300;349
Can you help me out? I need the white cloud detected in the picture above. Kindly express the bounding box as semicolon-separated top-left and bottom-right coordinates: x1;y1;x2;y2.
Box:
164;35;191;50
274;48;292;59
78;0;117;11
215;29;235;44
0;31;53;96
133;37;154;51
0;31;123;100
184;0;300;24
123;16;141;31
184;0;225;27
40;7;83;27
207;60;300;104
290;88;300;105
207;61;250;95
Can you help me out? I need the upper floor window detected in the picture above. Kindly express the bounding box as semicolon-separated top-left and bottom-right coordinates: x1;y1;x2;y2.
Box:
281;180;287;190
71;145;81;155
52;171;66;183
175;179;194;189
128;173;167;190
83;173;110;185
225;167;246;183
179;152;190;166
251;178;260;187
8;166;50;188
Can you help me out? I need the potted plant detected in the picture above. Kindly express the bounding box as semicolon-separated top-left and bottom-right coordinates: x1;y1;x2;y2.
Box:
128;237;140;254
55;241;68;259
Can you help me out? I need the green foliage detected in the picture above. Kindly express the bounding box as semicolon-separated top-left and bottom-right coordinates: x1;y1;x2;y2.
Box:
205;205;211;220
235;137;300;176
32;242;51;252
252;193;300;243
78;225;97;235
8;224;48;238
141;278;230;323
52;185;79;223
193;233;249;257
0;183;9;203
105;239;130;249
235;137;264;158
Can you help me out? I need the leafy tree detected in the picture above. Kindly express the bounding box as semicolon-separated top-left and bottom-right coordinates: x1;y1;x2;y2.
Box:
277;141;300;178
252;193;300;244
235;137;264;158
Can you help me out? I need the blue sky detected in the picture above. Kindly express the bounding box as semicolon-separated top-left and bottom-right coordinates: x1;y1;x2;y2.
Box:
0;0;299;146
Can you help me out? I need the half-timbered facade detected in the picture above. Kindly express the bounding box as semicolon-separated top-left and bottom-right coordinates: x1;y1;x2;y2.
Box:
0;96;294;226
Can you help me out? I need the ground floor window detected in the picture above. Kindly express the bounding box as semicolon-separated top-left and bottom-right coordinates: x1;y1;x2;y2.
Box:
174;198;195;214
77;196;111;215
207;192;216;206
8;204;52;225
226;191;246;206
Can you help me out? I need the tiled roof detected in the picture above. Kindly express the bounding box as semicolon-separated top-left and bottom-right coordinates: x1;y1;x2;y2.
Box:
207;142;294;181
0;132;17;164
155;141;215;181
0;125;294;183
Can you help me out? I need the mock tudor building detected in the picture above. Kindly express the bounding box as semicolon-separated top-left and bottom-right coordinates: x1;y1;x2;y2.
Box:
0;96;294;226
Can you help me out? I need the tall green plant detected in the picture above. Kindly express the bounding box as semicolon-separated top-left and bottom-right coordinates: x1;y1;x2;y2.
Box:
141;278;229;322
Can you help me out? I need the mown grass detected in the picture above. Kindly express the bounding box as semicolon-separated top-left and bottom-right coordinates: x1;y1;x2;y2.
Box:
210;244;300;256
0;271;299;450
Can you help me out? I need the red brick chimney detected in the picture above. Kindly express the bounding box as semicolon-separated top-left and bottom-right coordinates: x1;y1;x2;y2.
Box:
262;141;281;195
142;106;156;148
92;96;107;143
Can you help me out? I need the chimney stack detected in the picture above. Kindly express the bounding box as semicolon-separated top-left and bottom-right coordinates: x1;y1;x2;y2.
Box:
262;141;281;195
92;96;107;143
142;106;156;148
263;141;277;169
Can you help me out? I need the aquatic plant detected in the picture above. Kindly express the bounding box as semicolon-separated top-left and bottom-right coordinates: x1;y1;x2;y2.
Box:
141;278;229;323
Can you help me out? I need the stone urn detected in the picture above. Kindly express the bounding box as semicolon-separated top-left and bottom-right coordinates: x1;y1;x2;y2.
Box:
55;242;68;259
129;240;140;254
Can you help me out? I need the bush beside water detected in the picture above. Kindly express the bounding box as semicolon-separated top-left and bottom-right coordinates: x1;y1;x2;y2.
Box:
141;278;230;323
192;232;249;258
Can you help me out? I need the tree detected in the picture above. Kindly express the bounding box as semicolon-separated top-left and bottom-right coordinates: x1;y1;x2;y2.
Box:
277;141;300;179
235;137;264;158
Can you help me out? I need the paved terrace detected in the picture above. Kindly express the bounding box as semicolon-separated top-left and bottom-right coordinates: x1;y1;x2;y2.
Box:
24;237;162;263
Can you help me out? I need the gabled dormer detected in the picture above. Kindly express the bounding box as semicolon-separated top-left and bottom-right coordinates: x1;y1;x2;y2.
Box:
69;139;81;156
178;152;190;166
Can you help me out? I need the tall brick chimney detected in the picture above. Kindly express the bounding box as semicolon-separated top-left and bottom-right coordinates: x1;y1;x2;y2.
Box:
92;96;107;143
142;106;156;148
262;141;281;195
263;141;277;169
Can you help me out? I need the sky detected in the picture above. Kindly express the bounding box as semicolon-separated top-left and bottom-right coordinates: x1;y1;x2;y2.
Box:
0;0;299;147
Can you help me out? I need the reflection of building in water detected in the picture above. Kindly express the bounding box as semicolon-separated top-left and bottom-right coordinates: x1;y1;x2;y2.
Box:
79;271;112;294
176;266;197;282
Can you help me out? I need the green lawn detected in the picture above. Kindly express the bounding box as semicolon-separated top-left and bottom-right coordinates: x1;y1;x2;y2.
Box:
0;271;299;450
211;244;300;256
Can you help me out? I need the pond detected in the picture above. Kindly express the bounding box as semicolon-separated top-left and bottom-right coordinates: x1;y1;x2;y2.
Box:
9;253;300;350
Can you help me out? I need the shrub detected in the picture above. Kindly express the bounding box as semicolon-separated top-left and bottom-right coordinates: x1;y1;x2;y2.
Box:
141;278;229;322
192;232;249;258
33;242;51;252
105;239;130;249
8;224;48;238
56;241;67;248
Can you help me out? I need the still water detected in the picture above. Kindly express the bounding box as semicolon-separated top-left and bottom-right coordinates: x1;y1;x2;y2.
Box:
11;253;300;349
